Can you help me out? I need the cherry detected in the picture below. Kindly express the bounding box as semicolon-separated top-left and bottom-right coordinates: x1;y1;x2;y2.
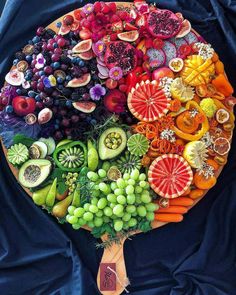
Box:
57;38;66;47
63;15;74;26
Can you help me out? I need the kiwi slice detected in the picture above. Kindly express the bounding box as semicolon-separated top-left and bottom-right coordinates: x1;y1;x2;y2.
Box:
39;137;56;155
58;147;84;169
7;143;29;165
115;151;141;174
127;134;149;156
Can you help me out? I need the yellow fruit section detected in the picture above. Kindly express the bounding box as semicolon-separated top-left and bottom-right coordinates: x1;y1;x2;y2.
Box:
180;55;215;86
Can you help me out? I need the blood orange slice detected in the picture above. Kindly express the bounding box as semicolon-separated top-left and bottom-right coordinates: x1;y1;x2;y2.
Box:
127;80;170;122
148;154;193;198
213;137;230;155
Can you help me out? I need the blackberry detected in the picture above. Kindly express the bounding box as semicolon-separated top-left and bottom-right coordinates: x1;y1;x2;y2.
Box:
15;51;26;61
77;87;87;95
60;55;71;65
71;92;80;101
89;60;98;71
44;28;56;39
61;88;72;97
71;66;83;78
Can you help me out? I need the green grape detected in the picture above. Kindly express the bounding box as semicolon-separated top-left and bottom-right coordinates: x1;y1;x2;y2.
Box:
137;205;147;217
99;182;108;192
110;203;116;209
96;210;103;217
122;212;131;222
114;220;123;232
126;205;136;214
87;171;99;181
114;188;124;196
94;217;103;227
127;179;135;186
135;196;142;204
68;205;76;215
66;215;71;223
104;207;113;217
130;169;139;180
97;198;107;209
91;190;100;197
83;212;94;221
139;181;146;188
141;194;151;204
78;218;86;226
127;194;135;205
89;204;99;214
110;182;117;191
144;183;150;189
116;211;124;218
91;197;98;205
98;169;107;178
68;215;78;224
113;204;124;216
72;223;81;230
135;186;143;194
126;185;134;195
110;214;117;220
117;195;126;205
123;173;130;180
132;211;138;217
87;221;95;228
145;203;158;212
123;223;129;230
117;178;126;189
83;203;91;211
102;161;111;171
74;207;85;218
103;216;110;223
107;193;117;203
128;218;137;227
139;173;146;181
94;184;100;191
146;212;155;221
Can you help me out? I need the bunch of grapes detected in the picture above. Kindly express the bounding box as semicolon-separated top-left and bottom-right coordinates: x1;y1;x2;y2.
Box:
63;172;79;194
66;168;157;232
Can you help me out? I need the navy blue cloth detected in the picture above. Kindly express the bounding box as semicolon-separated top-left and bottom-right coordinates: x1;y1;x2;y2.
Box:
1;1;236;294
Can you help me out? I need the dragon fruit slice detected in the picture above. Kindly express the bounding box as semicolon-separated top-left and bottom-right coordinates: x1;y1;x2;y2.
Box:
162;41;177;65
146;48;166;67
169;37;188;50
183;30;199;44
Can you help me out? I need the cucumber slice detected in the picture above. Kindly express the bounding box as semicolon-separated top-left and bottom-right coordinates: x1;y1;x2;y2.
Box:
32;141;48;158
39;137;56;155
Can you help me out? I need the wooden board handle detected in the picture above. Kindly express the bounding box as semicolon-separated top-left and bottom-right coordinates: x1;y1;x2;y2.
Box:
97;237;129;295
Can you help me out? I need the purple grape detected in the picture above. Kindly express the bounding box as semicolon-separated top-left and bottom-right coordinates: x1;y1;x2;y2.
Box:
61;118;70;127
44;66;53;74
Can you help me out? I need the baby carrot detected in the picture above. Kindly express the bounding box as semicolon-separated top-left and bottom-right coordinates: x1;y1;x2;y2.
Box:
156;206;188;214
169;197;194;207
155;213;183;223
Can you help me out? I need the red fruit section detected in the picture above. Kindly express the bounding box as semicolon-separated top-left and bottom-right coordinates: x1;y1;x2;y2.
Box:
148;154;193;199
127;80;170;122
104;89;126;113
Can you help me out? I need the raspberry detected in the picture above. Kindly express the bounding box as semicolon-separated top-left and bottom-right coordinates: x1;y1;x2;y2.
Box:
110;14;120;23
102;4;110;14
108;3;117;13
94;2;102;13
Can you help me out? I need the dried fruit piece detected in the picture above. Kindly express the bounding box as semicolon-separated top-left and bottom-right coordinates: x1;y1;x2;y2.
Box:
213;137;230;155
107;166;122;181
128;80;170;122
7;143;29;165
127;134;149;156
148;154;193;199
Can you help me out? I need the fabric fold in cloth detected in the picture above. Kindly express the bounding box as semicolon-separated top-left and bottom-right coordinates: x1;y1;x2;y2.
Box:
0;1;236;294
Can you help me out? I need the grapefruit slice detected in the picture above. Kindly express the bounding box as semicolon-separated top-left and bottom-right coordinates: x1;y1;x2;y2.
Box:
148;154;193;198
127;80;170;122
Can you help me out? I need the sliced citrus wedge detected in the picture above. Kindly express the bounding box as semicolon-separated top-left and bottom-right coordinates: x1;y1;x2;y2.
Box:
213;137;230;155
148;154;193;198
127;80;170;122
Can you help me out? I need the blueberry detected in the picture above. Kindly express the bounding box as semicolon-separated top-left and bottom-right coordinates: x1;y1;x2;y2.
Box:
13;59;19;65
32;36;40;44
72;57;77;64
26;55;32;62
54;124;59;129
39;70;45;76
66;100;72;107
56;22;62;28
28;40;33;45
71;40;77;46
57;77;64;84
6;105;13;113
93;74;99;81
24;75;31;81
53;43;58;48
16;89;22;95
35;94;41;101
58;84;64;90
66;75;72;81
28;90;36;97
53;62;60;69
79;60;85;67
90;119;97;125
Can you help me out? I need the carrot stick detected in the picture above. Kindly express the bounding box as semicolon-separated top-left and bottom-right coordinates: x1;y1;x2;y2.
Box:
155;213;184;223
169;197;194;207
156;206;188;214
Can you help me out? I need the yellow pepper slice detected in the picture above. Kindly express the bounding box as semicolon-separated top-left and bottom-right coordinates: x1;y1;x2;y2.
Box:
173;100;209;141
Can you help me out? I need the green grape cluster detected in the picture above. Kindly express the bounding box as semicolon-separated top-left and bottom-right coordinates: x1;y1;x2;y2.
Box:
66;167;157;232
63;172;79;194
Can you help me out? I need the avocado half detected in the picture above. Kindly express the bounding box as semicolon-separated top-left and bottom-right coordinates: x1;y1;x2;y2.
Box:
18;159;52;188
98;127;127;160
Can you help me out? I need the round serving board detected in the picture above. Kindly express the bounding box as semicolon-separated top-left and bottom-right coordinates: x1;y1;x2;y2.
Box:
1;2;235;294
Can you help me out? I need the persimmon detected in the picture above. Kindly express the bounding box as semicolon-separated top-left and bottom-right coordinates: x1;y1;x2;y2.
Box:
193;172;217;189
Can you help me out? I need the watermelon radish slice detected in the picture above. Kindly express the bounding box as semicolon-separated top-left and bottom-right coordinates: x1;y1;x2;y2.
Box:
169;37;188;50
183;30;199;44
148;154;193;199
96;57;106;67
97;64;109;77
127;80;170;122
162;41;177;65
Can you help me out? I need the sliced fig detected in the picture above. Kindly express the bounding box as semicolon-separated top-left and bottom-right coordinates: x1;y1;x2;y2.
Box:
72;101;96;113
72;39;92;53
78;49;94;60
176;20;191;38
58;24;70;35
5;70;24;86
66;73;91;87
38;108;53;124
117;30;139;42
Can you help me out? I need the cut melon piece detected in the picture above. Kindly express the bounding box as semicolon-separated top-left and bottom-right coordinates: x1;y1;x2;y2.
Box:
148;154;193;198
127;80;170;122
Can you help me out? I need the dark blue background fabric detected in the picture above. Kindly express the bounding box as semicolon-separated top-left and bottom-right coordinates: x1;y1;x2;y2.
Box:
1;1;236;294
